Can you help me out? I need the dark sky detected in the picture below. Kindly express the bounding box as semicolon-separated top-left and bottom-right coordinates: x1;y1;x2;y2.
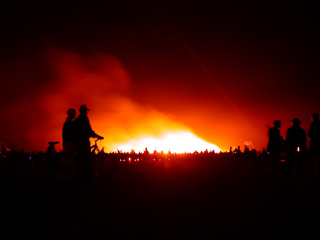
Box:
1;1;319;151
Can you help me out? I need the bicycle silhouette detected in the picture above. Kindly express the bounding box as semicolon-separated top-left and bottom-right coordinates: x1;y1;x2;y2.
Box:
29;138;116;183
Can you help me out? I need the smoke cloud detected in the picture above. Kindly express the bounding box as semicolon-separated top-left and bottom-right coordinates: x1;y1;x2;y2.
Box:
0;48;189;152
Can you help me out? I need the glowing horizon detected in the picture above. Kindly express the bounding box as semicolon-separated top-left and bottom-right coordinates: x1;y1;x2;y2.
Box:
108;130;221;154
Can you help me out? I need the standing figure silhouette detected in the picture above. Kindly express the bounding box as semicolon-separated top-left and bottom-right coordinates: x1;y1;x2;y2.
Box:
267;120;285;172
308;113;320;174
285;118;306;175
74;105;104;182
62;108;77;155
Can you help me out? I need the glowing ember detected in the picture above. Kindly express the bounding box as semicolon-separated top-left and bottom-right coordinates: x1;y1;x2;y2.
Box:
110;130;221;153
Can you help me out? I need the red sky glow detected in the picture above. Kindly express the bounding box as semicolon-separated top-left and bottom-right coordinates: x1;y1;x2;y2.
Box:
0;2;319;152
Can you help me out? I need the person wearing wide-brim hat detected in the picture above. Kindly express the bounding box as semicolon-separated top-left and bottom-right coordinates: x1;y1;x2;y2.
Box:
79;104;89;111
73;104;104;182
284;118;306;175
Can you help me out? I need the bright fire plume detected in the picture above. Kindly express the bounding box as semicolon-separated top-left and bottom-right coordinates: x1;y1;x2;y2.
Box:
109;130;221;153
0;49;223;152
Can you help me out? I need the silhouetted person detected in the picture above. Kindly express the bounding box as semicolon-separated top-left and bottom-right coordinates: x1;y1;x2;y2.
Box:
62;108;77;154
308;113;320;174
244;145;250;154
234;146;242;160
284;118;306;175
74;105;103;182
267;120;285;172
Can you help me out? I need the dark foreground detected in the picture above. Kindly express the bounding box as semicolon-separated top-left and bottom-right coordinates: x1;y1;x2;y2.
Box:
2;157;320;239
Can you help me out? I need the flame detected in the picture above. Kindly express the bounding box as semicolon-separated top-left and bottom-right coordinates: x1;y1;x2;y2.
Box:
0;49;224;152
110;130;221;153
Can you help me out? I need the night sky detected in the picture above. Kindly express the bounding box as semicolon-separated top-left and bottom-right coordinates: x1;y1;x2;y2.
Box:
1;1;319;151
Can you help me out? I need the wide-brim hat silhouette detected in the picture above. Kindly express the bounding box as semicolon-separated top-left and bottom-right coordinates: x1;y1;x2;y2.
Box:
291;118;301;125
79;104;89;111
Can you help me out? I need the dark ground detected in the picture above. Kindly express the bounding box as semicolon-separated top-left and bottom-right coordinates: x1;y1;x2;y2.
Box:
2;157;320;239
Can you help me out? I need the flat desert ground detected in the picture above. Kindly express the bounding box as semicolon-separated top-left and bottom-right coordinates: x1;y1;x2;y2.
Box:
2;156;320;239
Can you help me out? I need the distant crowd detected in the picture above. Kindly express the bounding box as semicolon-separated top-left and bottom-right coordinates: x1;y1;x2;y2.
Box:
1;110;320;177
0;144;267;163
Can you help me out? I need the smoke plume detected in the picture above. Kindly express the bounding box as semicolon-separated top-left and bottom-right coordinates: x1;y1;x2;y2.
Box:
0;48;189;152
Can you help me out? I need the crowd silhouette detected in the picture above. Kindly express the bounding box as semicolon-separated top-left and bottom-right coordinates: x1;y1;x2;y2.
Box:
266;114;320;175
1;111;320;176
62;105;104;182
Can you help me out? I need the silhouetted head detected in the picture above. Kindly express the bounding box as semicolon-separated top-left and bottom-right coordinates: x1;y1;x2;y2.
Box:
291;118;301;126
312;113;319;121
79;104;89;115
66;108;76;120
273;120;281;128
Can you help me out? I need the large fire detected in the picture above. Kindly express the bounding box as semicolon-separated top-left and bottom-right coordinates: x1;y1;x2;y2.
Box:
0;49;224;152
108;130;221;153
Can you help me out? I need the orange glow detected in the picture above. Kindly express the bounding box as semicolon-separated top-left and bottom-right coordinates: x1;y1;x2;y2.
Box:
0;49;230;152
109;130;221;153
